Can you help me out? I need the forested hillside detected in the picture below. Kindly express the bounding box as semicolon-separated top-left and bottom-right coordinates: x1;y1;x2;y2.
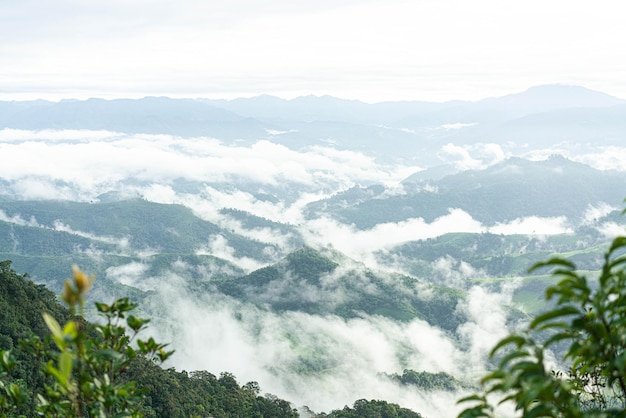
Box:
215;247;464;330
305;156;625;228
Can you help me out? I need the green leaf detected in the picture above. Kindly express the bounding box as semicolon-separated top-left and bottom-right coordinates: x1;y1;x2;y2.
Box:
95;302;111;313
58;352;73;384
46;362;67;391
126;315;149;332
457;394;486;404
157;348;174;362
0;350;16;372
528;258;575;274
608;236;626;255
524;403;554;418
7;382;27;406
42;313;63;341
95;349;124;361
62;320;78;340
489;335;526;357
530;306;580;330
542;332;574;348
608;255;626;270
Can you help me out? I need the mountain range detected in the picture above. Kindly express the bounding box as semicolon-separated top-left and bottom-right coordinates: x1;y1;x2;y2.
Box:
2;84;625;165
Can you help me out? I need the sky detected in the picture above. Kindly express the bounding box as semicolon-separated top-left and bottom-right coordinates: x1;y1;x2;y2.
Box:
2;0;625;102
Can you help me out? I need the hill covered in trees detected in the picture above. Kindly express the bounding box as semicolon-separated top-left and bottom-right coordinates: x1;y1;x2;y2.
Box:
214;246;464;330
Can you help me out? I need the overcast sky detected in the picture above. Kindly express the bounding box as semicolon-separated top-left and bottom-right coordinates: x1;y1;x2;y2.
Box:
2;0;624;102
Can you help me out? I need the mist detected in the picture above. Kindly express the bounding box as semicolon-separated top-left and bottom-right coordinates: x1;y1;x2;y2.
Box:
140;272;518;418
0;129;417;200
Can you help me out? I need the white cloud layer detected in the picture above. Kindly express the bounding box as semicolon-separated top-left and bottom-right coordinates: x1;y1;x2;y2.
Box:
522;146;626;172
0;129;417;205
438;143;508;170
488;216;572;235
145;280;518;418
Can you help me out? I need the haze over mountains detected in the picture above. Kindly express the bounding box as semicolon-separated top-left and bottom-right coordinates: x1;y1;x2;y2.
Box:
1;84;626;417
1;84;625;166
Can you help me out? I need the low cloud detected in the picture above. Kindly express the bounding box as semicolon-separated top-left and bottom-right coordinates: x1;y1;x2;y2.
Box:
439;122;477;130
0;209;133;250
196;234;266;273
0;128;121;143
0;209;40;227
456;283;520;375
0;129;418;204
52;220;130;249
596;222;625;239
582;202;616;224
105;262;150;288
302;209;484;262
431;255;486;289
438;143;507;171
487;216;572;235
215;215;297;251
522;145;626;172
301;210;574;269
146;278;511;418
576;146;626;171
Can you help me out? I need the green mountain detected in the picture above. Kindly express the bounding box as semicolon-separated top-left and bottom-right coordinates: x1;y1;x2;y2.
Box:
219;207;304;246
383;230;608;279
0;199;275;256
214;247;464;331
0;199;277;291
306;156;626;228
0;261;300;417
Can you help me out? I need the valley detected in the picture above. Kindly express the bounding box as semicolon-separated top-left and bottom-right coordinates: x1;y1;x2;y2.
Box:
1;85;626;417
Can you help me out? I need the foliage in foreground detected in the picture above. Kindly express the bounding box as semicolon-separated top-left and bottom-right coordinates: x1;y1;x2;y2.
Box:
1;264;173;417
458;232;626;417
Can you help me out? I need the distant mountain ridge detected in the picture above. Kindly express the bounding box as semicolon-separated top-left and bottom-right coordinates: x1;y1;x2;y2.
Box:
0;96;269;139
1;85;625;165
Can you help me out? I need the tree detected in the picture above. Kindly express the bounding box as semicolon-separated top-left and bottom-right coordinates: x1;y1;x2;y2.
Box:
320;399;423;418
457;232;626;417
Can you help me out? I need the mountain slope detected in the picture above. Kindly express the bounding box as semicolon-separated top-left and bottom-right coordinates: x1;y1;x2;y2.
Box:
306;156;626;228
0;97;270;139
0;199;275;257
0;199;278;290
214;247;465;331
